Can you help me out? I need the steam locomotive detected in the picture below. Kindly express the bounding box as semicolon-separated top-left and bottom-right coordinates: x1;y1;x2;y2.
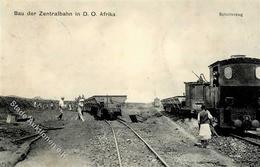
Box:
162;55;260;130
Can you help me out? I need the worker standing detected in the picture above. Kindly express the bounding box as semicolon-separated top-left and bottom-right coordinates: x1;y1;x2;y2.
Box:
50;102;54;110
197;104;213;148
33;101;37;108
57;97;65;120
68;104;72;111
77;98;85;122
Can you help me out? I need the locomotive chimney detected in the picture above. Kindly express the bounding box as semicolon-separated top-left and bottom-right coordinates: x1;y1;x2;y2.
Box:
231;55;246;59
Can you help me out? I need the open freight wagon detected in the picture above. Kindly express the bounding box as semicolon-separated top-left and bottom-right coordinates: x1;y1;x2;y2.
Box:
83;95;127;120
161;96;186;113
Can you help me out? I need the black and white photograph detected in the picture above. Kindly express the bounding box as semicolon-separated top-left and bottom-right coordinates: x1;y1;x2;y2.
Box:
0;0;260;166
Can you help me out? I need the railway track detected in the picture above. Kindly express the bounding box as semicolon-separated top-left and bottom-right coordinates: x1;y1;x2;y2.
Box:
230;133;260;147
105;119;170;167
105;120;123;167
246;131;260;139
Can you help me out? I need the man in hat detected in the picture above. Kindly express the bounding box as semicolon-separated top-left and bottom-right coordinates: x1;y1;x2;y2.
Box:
57;97;65;120
197;104;213;148
77;98;85;122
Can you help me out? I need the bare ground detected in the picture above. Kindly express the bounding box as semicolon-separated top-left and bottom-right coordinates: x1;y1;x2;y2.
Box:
0;104;238;167
162;112;260;167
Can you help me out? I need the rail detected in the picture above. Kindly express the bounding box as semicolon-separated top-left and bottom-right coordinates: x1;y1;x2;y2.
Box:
230;133;260;147
105;120;123;167
116;119;170;167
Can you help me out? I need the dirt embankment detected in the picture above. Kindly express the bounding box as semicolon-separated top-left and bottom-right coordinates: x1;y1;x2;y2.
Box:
163;112;260;167
0;108;67;167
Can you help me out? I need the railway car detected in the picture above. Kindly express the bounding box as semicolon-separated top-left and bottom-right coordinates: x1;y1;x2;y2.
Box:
83;95;127;120
163;55;260;130
161;96;186;114
184;81;210;116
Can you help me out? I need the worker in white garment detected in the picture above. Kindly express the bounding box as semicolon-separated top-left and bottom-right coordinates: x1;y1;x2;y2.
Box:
77;98;85;122
57;97;65;120
197;104;213;148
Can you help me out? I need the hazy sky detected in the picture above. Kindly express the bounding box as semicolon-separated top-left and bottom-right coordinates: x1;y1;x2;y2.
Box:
1;0;260;102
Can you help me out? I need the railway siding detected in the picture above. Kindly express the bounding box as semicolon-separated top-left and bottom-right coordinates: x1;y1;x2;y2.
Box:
130;116;236;167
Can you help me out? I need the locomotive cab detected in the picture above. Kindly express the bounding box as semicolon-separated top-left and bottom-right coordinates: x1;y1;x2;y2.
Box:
208;55;260;130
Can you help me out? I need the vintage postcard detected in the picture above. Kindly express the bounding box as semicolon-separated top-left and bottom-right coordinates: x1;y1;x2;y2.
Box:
0;0;260;167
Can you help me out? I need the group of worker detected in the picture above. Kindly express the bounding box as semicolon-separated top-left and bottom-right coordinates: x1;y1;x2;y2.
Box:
57;96;85;122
